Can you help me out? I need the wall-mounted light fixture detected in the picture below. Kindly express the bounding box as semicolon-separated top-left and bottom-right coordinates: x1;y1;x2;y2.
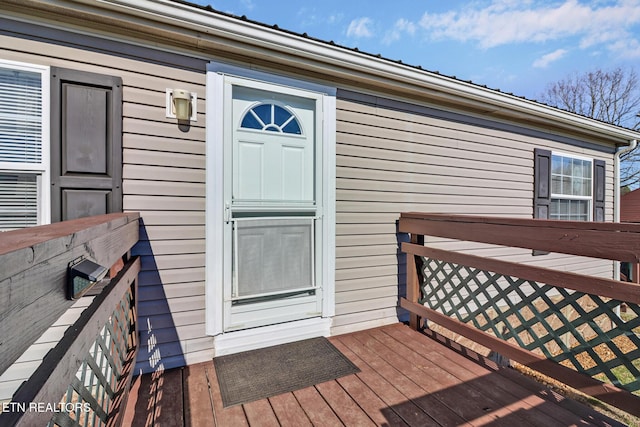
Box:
166;88;197;122
68;257;109;300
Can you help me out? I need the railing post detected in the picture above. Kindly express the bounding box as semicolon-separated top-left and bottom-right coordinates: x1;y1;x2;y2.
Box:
406;233;423;330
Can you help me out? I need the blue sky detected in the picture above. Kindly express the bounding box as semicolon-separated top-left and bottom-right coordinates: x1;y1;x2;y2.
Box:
195;0;640;101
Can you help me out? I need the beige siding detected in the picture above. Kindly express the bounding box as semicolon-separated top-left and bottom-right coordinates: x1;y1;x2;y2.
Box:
332;93;615;334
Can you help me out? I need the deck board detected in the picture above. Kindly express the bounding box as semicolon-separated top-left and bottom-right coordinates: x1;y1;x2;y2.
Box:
182;363;215;427
243;399;280;426
268;393;313;427
124;323;626;426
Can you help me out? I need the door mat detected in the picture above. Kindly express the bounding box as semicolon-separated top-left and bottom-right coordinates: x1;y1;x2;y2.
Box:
214;336;360;407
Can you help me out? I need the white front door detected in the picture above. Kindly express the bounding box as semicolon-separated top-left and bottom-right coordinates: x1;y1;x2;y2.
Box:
222;77;324;331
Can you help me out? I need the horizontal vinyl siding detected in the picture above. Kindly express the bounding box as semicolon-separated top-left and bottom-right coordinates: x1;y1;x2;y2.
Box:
0;20;210;398
124;56;208;373
332;94;615;333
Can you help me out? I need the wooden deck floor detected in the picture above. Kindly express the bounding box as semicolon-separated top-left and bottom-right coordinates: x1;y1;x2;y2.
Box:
123;323;625;426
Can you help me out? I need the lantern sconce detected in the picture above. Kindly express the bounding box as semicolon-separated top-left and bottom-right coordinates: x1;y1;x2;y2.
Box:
166;88;197;122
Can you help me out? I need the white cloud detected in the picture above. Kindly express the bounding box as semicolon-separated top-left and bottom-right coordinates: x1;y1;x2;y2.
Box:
608;38;640;58
418;0;640;52
347;17;374;38
383;18;417;45
533;49;568;68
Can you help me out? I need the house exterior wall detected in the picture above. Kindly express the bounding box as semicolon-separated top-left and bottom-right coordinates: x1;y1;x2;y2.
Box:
0;11;618;397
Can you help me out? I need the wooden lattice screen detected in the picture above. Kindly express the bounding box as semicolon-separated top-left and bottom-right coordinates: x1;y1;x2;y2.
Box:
418;257;640;394
47;282;137;427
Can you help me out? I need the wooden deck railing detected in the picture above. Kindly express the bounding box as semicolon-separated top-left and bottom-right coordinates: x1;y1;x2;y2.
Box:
399;212;640;418
0;213;140;427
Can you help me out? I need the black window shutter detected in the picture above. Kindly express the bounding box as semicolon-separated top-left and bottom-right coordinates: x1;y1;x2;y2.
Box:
593;159;606;222
534;148;552;219
50;68;122;222
533;148;551;256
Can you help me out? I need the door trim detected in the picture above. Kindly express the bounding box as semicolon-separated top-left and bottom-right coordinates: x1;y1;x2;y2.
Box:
205;62;336;338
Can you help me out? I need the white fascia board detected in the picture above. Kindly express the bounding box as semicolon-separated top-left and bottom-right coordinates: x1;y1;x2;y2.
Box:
49;0;640;142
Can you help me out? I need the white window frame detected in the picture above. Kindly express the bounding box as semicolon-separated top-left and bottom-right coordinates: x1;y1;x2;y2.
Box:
205;62;336;342
550;151;593;221
0;59;50;228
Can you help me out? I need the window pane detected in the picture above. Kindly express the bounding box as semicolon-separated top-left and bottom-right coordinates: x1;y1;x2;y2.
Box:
0;173;38;231
562;157;572;176
240;112;262;129
0;67;42;164
562;176;571;194
550;198;589;221
282;119;301;134
552;156;562;175
573;158;584;178
583;161;592;179
273;105;292;126
572;178;583;196
252;104;271;126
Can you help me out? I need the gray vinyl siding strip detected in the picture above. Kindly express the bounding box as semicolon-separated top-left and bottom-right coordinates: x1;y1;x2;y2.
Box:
337;88;616;154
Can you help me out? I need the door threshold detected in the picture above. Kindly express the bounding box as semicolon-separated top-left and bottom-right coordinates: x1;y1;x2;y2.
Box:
213;317;331;356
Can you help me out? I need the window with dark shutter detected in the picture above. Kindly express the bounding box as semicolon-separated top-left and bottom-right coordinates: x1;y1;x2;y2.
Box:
50;68;122;222
534;149;606;222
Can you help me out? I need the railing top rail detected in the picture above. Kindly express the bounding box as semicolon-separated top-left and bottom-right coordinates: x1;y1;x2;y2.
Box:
400;212;640;232
399;212;640;262
0;212;140;257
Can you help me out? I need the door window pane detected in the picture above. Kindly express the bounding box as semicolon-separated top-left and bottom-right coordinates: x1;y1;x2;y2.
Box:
240;102;303;135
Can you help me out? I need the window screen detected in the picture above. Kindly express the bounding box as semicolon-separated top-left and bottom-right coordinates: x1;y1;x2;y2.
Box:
233;217;314;299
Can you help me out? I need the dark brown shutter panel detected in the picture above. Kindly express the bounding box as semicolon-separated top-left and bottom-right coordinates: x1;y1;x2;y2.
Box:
50;68;122;222
593;159;606;222
533;149;551;256
534;148;552;219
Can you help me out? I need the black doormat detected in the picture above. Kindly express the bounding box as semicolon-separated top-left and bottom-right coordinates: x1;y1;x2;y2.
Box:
214;336;360;407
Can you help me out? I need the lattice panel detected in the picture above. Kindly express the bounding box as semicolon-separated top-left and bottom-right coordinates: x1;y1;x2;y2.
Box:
418;256;640;394
47;286;137;427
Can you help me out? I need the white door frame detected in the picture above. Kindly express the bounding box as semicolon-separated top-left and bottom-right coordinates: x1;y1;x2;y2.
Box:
205;62;336;353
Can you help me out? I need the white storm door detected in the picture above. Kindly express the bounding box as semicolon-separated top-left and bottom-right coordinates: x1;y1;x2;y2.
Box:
223;79;323;332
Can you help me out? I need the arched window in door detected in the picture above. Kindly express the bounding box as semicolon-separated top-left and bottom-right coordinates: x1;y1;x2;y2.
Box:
240;102;302;135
